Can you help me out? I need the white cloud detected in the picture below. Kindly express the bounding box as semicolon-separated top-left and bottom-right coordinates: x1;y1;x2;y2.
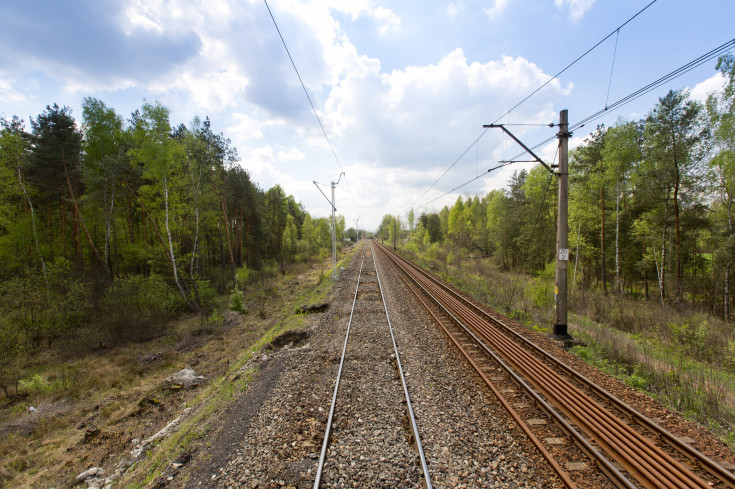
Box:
277;148;306;161
124;0;166;34
370;6;401;34
325;49;562;169
484;0;509;19
295;1;401;36
0;79;28;104
554;0;596;22
688;72;726;103
227;112;265;140
447;2;464;17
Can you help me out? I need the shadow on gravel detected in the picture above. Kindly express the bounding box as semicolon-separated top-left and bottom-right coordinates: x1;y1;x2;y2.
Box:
266;330;311;351
296;303;329;314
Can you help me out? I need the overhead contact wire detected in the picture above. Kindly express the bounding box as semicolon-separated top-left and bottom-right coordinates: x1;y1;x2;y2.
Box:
505;38;735;164
409;0;660;211
263;0;360;216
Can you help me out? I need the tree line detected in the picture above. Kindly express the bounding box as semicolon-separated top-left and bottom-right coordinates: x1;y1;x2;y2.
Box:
0;98;346;392
389;56;735;319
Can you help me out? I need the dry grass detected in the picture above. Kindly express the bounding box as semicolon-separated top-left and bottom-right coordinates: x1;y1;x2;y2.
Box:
0;245;355;489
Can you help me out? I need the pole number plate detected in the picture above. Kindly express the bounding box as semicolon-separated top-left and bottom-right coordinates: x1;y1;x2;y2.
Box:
559;248;569;261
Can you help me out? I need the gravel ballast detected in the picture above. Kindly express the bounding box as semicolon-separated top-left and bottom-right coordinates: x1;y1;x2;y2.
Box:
185;241;735;488
198;243;553;488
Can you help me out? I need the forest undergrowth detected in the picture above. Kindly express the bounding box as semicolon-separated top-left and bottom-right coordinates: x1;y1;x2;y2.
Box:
0;246;351;489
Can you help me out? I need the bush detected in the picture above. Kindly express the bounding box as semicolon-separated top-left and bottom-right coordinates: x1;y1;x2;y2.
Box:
668;313;710;360
724;340;735;373
527;262;555;308
195;280;218;316
0;316;26;398
230;288;245;313
235;266;252;288
260;260;279;279
98;274;185;343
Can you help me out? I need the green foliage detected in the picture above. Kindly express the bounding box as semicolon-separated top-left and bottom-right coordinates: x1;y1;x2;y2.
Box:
726;340;735;373
527;261;555;308
99;274;184;342
195;280;218;316
668;314;711;360
235;266;252;287
229;288;245;313
18;373;47;395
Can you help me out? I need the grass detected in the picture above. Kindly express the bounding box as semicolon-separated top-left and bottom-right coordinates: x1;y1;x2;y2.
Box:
0;243;358;489
399;240;735;449
120;243;360;487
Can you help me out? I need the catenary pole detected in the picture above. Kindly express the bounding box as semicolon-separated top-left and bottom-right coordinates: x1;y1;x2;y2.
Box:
484;110;572;340
553;110;571;339
313;172;344;279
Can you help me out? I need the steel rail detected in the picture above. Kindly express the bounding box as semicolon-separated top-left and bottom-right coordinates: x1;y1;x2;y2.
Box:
384;245;735;489
313;249;367;488
314;245;433;488
370;241;433;489
377;244;627;489
393;249;705;488
376;242;721;489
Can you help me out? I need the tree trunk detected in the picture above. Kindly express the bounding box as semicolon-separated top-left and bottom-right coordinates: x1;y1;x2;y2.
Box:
190;164;202;306
17;165;48;288
217;182;236;290
643;236;649;299
601;184;607;295
163;174;197;311
674;173;682;302
61;197;66;258
659;225;667;303
63;160;108;278
105;181;115;277
725;188;733;319
573;222;580;291
615;177;621;294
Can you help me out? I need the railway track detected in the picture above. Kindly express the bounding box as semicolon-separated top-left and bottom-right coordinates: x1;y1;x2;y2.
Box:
313;243;432;488
374;240;735;489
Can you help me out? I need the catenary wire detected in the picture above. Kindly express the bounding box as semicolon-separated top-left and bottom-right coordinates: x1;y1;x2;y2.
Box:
262;0;360;216
605;28;621;109
504;38;735;165
413;36;733;212
408;0;660;213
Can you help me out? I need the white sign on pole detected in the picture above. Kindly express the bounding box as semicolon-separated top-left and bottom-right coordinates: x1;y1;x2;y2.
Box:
559;248;569;261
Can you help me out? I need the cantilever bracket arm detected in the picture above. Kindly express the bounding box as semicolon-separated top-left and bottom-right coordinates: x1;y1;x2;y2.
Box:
483;124;556;176
313;180;336;212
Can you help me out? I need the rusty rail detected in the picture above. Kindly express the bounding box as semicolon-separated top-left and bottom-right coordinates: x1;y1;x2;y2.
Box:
375;241;734;489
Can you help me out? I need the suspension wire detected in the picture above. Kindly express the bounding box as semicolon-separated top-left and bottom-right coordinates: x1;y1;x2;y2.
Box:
605;28;621;109
408;0;659;212
505;38;735;164
262;0;360;216
414;35;732;214
489;0;659;127
571;38;735;130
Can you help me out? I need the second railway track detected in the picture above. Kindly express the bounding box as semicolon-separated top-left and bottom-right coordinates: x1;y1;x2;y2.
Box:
375;240;735;489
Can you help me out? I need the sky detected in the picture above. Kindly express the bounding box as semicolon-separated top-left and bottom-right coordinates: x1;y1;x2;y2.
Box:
0;0;733;231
